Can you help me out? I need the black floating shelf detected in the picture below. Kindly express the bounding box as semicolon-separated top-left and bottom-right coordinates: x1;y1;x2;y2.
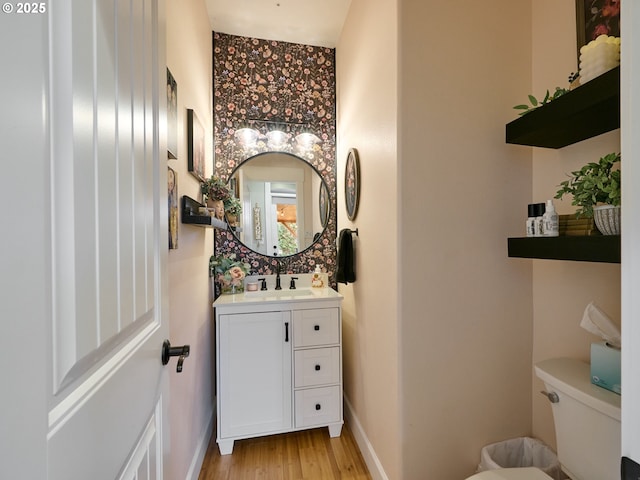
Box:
181;195;227;229
508;235;620;263
506;66;620;148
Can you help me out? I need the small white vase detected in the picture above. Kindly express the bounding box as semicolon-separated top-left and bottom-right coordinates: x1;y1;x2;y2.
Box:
593;205;621;235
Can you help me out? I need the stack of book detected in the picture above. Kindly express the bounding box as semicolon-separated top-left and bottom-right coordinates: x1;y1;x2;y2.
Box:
559;214;600;236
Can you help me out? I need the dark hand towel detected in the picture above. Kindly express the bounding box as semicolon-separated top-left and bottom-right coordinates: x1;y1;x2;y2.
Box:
336;229;356;284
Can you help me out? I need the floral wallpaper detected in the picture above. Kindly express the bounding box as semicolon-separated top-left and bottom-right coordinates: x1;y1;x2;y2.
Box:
212;32;337;282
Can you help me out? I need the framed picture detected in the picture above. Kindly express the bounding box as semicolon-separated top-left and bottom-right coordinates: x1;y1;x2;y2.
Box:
575;0;620;57
229;176;239;198
168;166;178;249
319;180;329;228
166;68;178;159
187;108;205;181
344;148;360;221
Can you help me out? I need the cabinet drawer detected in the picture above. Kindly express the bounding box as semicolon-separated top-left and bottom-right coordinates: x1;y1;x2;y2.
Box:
294;347;340;388
293;308;339;347
294;386;341;428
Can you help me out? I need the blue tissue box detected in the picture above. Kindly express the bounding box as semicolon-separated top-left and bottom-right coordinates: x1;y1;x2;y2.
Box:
591;341;621;395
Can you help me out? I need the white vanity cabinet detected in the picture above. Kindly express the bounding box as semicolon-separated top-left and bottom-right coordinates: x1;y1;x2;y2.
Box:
213;289;343;455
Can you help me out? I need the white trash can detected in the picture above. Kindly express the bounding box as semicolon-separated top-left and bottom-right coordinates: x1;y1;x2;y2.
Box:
477;437;565;480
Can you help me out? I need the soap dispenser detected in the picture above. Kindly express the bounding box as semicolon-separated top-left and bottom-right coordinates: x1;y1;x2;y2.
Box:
311;265;325;288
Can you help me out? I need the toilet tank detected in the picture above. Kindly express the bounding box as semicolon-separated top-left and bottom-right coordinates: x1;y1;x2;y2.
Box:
535;357;620;480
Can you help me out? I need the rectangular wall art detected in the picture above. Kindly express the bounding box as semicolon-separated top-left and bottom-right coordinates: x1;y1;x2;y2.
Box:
575;0;620;57
187;108;205;182
168;166;178;249
167;68;178;159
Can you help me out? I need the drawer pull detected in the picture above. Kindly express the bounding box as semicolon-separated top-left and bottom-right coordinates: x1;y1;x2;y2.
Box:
315;364;321;371
315;403;321;411
314;325;320;331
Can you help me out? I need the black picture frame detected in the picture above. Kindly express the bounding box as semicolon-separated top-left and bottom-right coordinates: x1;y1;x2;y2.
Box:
167;68;178;159
344;148;360;221
319;180;329;228
187;108;205;182
575;0;620;59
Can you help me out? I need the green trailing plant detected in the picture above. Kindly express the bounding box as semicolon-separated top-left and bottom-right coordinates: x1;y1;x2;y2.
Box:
201;175;231;201
223;195;242;216
513;87;569;116
554;152;621;218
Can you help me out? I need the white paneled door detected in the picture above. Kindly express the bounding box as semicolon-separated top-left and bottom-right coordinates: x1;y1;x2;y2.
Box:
0;0;169;478
621;0;640;469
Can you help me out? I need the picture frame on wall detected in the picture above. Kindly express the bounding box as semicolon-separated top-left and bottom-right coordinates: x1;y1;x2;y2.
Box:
187;108;205;182
575;0;620;57
166;68;178;159
319;180;329;228
344;148;360;221
168;166;178;249
229;177;239;198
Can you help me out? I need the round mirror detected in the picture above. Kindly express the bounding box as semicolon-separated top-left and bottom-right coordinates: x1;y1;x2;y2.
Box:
227;152;330;257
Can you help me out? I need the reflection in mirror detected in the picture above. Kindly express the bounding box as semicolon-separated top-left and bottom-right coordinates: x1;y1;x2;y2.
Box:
228;152;329;257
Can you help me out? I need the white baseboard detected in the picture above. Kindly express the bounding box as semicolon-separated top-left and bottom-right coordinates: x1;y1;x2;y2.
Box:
343;395;389;480
185;405;215;480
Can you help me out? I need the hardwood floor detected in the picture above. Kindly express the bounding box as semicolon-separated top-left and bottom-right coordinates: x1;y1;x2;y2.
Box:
198;421;371;479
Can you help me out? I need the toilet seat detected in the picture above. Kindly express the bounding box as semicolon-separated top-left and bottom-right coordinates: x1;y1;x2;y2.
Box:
466;467;553;479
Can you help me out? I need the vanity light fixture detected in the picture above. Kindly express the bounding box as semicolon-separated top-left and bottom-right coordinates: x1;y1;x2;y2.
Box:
266;129;289;150
234;120;322;154
294;132;321;149
234;127;260;148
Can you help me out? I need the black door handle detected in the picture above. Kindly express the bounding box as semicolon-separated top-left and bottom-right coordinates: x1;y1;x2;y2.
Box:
285;322;289;342
162;340;190;373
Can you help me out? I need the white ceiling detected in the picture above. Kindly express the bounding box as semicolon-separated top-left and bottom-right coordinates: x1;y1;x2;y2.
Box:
205;0;352;48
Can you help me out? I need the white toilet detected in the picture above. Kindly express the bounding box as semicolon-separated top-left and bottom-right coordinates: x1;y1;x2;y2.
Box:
467;357;621;480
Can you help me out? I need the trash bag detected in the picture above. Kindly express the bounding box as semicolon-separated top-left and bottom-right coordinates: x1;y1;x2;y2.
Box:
477;437;565;480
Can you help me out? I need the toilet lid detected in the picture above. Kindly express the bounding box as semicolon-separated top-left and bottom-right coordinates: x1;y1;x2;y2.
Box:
466;467;553;480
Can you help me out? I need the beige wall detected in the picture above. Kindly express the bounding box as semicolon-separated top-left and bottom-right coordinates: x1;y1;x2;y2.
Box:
530;0;621;450
397;1;534;478
336;0;401;478
339;1;621;476
166;1;215;479
341;0;534;478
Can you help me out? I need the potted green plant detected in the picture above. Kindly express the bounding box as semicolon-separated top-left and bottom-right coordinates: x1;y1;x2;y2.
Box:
513;86;569;116
223;196;242;226
201;176;230;220
554;152;621;235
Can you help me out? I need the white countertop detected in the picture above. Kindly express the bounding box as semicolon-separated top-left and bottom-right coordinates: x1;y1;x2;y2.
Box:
213;286;342;307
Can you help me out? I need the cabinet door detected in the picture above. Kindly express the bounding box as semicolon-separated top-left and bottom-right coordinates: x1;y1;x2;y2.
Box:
219;311;292;438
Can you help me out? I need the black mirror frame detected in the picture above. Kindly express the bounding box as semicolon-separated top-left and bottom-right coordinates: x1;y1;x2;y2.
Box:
226;151;331;259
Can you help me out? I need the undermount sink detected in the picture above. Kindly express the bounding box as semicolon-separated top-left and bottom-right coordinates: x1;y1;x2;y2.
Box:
245;288;317;298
